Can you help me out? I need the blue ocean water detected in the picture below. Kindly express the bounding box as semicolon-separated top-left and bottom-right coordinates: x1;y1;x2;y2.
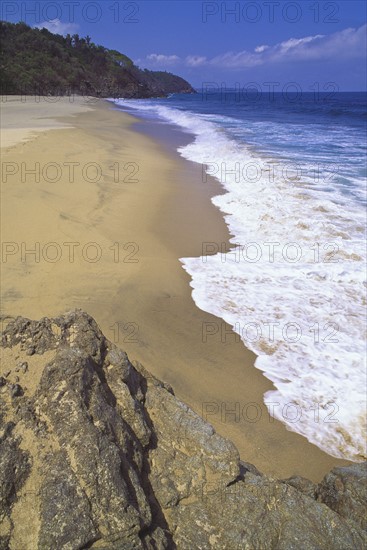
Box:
112;92;367;461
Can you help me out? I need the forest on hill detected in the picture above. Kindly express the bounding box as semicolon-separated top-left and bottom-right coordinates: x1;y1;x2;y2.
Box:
0;21;196;98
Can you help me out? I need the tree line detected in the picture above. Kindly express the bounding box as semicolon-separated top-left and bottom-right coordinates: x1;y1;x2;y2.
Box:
0;21;195;97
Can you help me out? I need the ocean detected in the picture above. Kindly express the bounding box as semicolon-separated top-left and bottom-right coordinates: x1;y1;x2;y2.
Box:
111;91;366;462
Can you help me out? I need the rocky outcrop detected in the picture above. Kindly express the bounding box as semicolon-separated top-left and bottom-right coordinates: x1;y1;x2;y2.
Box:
0;311;366;549
317;463;367;531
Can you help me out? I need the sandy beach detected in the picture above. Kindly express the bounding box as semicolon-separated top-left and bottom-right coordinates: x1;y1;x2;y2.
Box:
0;96;352;481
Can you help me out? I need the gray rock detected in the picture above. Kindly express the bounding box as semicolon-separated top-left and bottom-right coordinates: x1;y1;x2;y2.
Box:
317;462;367;531
0;422;30;547
282;474;317;499
15;362;28;373
0;310;366;549
9;384;23;398
38;451;98;549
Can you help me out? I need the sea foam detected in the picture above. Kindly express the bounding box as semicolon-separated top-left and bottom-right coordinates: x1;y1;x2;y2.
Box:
114;98;367;461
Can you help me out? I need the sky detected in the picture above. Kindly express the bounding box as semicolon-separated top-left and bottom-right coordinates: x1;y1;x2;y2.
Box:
2;0;366;90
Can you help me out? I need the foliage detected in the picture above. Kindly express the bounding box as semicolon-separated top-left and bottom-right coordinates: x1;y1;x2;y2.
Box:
0;21;195;97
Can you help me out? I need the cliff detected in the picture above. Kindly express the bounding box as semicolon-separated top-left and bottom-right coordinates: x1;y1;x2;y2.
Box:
0;21;196;98
0;311;366;549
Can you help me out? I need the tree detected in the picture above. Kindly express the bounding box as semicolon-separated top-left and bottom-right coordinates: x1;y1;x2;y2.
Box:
71;34;80;48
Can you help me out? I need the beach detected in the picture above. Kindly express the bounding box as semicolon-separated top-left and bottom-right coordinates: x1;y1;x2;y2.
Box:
0;96;352;481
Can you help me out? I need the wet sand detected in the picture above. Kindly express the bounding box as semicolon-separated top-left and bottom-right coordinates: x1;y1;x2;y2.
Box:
0;96;352;480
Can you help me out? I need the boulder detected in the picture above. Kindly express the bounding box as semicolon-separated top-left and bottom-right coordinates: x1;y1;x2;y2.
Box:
0;311;365;549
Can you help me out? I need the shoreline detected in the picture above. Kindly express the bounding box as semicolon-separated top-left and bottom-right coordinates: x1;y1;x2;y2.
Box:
0;96;353;481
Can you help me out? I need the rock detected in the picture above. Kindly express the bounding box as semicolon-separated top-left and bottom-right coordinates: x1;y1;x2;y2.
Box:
38;451;98;548
0;422;31;547
317;463;367;531
282;475;317;499
240;460;263;477
0;377;6;387
168;474;365;550
15;362;28;373
9;384;23;398
0;310;366;549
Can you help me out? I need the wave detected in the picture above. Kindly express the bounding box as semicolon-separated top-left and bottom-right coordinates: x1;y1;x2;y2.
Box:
113;98;367;462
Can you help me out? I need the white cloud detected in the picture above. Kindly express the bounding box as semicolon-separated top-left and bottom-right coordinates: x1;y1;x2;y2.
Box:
254;45;269;53
226;25;367;68
144;24;366;72
277;34;324;55
185;55;207;67
142;52;208;69
34;18;79;36
209;50;262;68
208;24;366;68
307;24;367;60
140;25;366;72
146;53;180;66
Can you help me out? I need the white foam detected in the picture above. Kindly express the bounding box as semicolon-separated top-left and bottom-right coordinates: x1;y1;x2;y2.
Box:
114;99;367;461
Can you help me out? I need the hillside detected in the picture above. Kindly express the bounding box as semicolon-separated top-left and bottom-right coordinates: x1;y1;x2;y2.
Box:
0;21;196;98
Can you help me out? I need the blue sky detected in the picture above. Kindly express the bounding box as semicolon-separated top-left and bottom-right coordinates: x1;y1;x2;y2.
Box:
2;0;366;90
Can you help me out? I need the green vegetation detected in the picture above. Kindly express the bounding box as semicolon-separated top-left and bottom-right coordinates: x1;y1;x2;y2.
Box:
0;21;195;97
